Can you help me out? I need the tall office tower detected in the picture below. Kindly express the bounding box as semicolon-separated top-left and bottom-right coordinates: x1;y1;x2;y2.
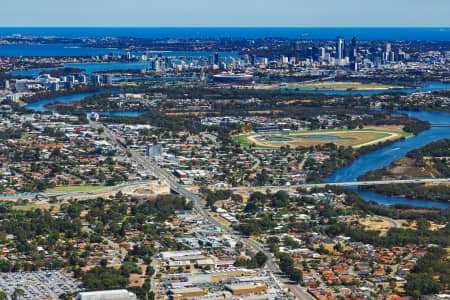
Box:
350;36;357;61
293;41;301;58
208;55;215;65
336;37;344;60
250;54;257;65
384;42;392;61
319;47;326;60
385;42;391;54
90;75;102;85
154;59;161;72
397;49;406;62
3;80;10;90
102;74;113;85
214;52;221;65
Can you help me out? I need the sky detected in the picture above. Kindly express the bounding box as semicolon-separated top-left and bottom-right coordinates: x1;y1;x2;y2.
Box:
1;0;449;27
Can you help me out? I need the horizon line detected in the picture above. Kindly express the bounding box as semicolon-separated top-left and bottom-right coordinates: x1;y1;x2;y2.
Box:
0;25;449;28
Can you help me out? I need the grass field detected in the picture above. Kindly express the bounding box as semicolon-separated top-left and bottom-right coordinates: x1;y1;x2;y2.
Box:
45;185;106;193
281;81;409;91
14;202;61;211
21;133;34;139
234;127;411;149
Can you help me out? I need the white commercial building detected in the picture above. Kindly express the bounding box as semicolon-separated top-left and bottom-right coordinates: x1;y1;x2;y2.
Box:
77;290;136;300
159;250;203;260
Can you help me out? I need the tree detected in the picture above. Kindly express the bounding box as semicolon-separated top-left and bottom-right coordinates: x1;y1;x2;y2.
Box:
0;291;7;300
146;266;155;276
82;267;129;290
277;252;294;273
255;251;268;267
288;267;303;284
235;241;244;249
416;218;431;231
59;293;72;300
405;273;441;296
12;289;24;300
100;258;108;267
333;243;344;253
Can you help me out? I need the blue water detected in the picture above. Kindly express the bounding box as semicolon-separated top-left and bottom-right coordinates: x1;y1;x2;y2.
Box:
269;137;291;141
1;27;450;41
23;91;150;116
326;128;450;183
358;191;449;209
24;90;125;112
12;62;156;76
0;41;237;57
255;136;292;141
96;111;150;117
21;81;450;208
10;52;235;76
113;76;199;81
326;110;450;208
0;44;128;57
293;134;355;140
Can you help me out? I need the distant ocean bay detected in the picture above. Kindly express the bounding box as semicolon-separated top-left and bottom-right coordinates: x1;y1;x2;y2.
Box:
0;27;449;41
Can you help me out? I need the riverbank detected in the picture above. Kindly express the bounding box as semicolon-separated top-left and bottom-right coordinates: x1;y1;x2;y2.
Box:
363;183;450;204
358;138;450;181
18;83;450;208
326;111;450;208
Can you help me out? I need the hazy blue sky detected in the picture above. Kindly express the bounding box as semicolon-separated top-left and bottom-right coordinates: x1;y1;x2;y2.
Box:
1;0;449;27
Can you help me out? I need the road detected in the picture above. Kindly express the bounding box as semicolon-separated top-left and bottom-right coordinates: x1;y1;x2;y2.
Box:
377;216;400;237
298;152;309;171
213;178;450;192
242;238;313;300
4;175;447;201
99;122;314;300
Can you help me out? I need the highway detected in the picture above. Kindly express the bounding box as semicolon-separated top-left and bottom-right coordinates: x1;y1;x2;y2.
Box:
99;122;314;300
4;175;446;201
9;121;442;299
213;178;450;192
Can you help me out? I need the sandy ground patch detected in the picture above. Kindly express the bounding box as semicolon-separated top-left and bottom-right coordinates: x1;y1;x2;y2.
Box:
355;131;400;148
364;125;405;132
120;181;171;196
348;216;401;236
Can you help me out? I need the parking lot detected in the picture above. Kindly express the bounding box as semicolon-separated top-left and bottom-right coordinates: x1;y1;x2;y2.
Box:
0;271;82;299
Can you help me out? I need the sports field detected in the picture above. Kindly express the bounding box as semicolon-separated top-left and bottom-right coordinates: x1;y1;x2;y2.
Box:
234;127;411;149
45;185;106;193
282;81;409;91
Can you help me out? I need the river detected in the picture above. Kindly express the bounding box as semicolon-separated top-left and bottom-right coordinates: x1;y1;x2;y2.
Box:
24;90;450;208
23;90;150;116
326;110;450;209
10;52;238;77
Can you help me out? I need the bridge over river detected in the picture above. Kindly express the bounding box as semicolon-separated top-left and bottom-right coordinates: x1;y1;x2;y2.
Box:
430;124;450;127
211;178;450;192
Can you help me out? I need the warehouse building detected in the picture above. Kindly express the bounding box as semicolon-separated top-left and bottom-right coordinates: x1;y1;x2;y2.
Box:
225;283;267;295
77;290;136;300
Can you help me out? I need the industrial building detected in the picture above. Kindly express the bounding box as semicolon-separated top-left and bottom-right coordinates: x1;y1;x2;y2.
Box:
76;290;137;300
225;283;268;295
